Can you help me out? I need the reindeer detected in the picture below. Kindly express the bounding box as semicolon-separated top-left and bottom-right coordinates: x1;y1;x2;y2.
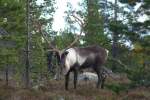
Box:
35;12;109;90
60;45;109;90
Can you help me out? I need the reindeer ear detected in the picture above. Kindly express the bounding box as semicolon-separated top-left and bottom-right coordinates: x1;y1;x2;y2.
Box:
64;51;69;55
61;51;69;59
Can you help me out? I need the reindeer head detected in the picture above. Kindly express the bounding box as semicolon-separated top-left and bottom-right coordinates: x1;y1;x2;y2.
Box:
60;48;78;75
60;51;69;75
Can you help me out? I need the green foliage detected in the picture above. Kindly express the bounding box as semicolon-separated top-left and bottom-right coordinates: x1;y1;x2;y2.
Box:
0;0;56;86
106;83;128;94
128;61;150;87
28;0;56;83
112;0;150;87
0;0;149;92
55;31;75;49
0;0;26;73
83;0;105;45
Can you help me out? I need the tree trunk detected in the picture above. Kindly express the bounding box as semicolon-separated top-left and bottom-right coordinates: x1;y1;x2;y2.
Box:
112;0;118;70
25;0;31;88
5;66;8;86
5;55;9;86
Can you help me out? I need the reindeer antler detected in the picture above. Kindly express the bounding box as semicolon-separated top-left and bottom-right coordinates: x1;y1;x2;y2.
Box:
70;13;84;27
36;22;50;44
34;20;61;53
32;11;84;54
66;12;84;49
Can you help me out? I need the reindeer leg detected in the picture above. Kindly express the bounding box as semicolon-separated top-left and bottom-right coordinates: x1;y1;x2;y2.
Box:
95;68;102;89
97;72;101;88
65;71;70;90
101;68;107;89
73;69;78;89
101;75;106;89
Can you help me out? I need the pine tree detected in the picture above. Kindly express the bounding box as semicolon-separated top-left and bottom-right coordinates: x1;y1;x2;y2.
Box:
0;0;26;85
84;0;107;45
0;0;56;86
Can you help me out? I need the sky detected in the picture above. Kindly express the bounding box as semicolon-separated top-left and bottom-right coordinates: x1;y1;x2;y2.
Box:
37;0;148;32
37;0;81;31
36;0;149;48
52;0;114;31
52;0;81;31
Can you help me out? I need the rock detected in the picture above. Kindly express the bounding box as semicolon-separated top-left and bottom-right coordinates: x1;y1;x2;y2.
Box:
78;72;98;82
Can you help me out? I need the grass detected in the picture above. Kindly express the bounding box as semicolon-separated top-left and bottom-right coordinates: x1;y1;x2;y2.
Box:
0;77;149;100
121;87;150;100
